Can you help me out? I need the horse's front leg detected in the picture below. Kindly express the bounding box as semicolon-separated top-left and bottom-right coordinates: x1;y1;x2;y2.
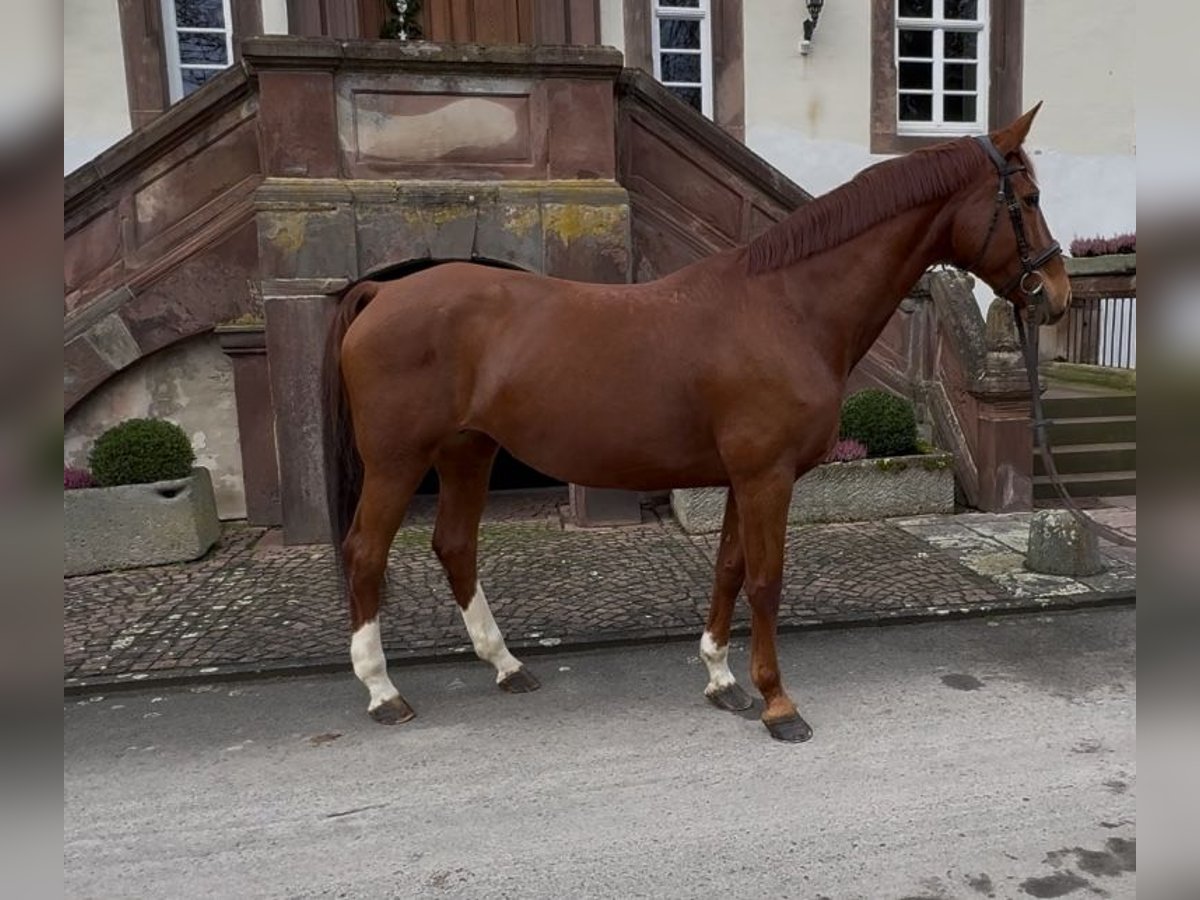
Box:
732;468;813;743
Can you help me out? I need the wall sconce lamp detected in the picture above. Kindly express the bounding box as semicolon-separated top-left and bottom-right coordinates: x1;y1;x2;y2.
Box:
800;0;825;55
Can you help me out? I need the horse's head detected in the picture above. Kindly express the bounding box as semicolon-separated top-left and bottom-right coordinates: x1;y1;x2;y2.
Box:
951;104;1071;326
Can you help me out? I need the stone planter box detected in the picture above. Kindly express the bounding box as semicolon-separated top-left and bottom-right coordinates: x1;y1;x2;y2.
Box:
671;452;955;534
65;468;221;576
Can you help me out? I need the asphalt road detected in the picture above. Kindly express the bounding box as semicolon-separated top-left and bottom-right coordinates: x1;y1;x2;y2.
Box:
64;608;1136;900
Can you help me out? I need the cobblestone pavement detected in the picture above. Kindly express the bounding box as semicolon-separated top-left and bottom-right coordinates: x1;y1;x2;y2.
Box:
64;491;1135;691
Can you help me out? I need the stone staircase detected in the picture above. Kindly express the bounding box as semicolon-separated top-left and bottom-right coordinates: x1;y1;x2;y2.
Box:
1035;388;1136;501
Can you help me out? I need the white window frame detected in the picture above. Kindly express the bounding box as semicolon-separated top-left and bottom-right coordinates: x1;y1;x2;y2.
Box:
161;0;236;102
652;0;713;119
895;0;989;136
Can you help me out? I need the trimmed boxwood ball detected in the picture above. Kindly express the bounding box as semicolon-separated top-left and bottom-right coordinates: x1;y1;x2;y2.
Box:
89;418;195;487
838;389;918;458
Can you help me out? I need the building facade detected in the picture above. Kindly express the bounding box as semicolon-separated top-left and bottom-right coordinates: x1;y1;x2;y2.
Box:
63;1;1135;530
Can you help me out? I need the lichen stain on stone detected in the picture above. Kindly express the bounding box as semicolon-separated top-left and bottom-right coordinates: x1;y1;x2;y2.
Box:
969;550;1025;576
543;205;624;243
264;215;307;255
400;204;474;229
503;205;540;235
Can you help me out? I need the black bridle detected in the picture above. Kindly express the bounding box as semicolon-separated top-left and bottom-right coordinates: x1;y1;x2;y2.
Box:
969;135;1135;548
969;135;1062;301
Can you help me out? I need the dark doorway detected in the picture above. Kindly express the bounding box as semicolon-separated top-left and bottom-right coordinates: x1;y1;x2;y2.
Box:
362;257;566;497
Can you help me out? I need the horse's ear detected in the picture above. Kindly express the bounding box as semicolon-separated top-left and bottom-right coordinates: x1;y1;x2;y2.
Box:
993;102;1042;152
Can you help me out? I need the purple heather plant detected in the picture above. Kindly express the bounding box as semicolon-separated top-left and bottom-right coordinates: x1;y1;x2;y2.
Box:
1070;233;1136;258
64;467;96;490
825;438;868;463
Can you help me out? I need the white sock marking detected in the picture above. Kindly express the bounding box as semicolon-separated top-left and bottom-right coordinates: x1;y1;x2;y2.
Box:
700;631;737;694
462;584;523;682
350;619;400;711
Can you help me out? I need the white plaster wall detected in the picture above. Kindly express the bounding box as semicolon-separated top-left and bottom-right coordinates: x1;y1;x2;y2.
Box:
598;0;626;54
64;0;131;174
1023;0;1135;156
744;0;872;147
64;336;247;520
261;0;289;34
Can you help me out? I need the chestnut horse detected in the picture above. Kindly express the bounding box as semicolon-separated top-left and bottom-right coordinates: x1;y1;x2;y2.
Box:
322;106;1070;741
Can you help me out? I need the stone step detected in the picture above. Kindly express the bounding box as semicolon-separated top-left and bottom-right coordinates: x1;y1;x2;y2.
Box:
1034;442;1136;476
1034;470;1136;500
1046;415;1136;446
1042;393;1136;419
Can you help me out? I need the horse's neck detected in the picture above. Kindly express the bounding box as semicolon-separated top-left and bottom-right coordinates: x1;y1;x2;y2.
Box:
778;200;953;376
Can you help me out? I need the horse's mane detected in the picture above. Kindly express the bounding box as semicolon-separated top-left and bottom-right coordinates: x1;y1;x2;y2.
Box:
745;136;990;275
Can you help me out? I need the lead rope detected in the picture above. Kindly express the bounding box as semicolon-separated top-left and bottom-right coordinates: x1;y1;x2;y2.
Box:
1013;308;1136;548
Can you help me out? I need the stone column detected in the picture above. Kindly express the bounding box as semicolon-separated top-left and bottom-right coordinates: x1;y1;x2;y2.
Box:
262;279;345;544
216;324;281;526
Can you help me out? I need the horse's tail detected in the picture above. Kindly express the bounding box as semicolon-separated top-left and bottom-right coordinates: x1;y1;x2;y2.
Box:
322;280;381;559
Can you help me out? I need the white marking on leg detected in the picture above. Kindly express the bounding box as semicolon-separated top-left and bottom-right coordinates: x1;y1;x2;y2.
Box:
350;619;400;711
462;584;524;682
700;630;737;695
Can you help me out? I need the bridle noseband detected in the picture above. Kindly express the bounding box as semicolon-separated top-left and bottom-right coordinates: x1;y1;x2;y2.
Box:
966;136;1134;548
968;135;1062;306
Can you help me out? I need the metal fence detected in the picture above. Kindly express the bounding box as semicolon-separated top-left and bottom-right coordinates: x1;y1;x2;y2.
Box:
1062;294;1137;370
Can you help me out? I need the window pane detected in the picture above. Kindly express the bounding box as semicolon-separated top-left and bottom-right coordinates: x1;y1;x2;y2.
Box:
944;31;978;60
667;86;702;111
174;0;225;29
897;29;933;58
178;32;228;65
658;0;700;7
944;94;977;123
899;93;933;122
944;0;979;20
899;62;932;90
660;18;700;50
943;62;977;91
181;67;220;96
660;52;701;83
898;0;933;17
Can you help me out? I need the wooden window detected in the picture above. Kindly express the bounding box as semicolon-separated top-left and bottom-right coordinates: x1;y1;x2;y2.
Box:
872;0;1022;154
118;0;261;128
652;0;713;118
895;0;988;135
161;0;236;101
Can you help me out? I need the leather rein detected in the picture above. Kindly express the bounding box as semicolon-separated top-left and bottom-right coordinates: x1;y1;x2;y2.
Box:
970;135;1135;548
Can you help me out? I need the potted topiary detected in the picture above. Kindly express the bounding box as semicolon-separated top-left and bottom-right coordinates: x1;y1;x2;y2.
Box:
671;389;955;533
64;418;220;576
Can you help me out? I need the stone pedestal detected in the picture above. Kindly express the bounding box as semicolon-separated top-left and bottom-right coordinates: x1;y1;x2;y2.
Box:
569;485;643;527
1025;509;1104;576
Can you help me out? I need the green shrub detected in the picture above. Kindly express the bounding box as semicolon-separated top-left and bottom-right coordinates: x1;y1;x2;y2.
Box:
838;389;918;458
88;418;195;487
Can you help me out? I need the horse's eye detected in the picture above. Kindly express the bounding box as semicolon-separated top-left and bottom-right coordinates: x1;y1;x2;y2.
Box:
1025;194;1040;209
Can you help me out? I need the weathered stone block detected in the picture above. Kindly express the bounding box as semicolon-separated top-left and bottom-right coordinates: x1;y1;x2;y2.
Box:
65;468;221;576
671;453;956;534
1025;509;1104;576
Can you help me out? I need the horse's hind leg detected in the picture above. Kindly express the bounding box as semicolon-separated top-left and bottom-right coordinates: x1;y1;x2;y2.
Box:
432;431;539;693
345;461;426;724
700;490;754;712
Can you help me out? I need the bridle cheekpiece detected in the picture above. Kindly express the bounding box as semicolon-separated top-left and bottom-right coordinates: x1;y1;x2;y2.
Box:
969;134;1062;311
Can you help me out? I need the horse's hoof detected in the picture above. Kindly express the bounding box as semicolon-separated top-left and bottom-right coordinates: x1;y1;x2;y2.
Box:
706;682;754;712
369;695;416;725
764;713;813;743
498;666;541;694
